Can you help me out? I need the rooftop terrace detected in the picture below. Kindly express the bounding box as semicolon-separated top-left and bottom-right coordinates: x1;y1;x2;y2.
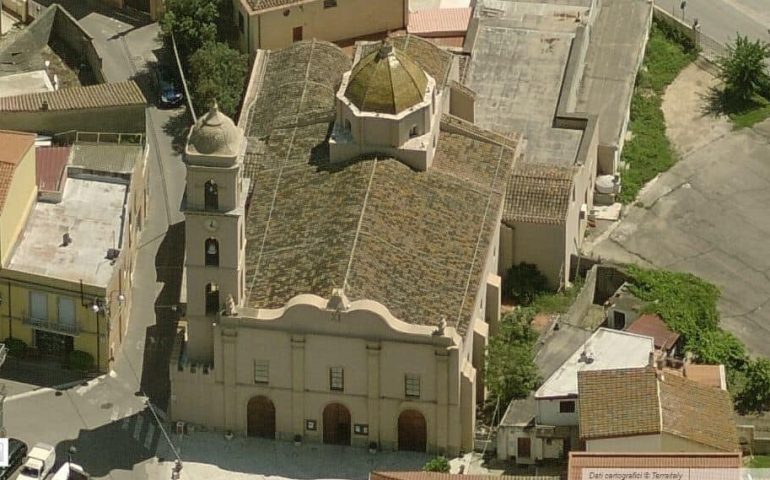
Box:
8;176;127;287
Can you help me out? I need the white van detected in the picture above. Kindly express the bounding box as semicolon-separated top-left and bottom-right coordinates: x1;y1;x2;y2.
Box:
18;443;56;480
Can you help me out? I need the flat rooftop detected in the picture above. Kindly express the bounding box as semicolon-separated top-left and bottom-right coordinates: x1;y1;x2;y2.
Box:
465;1;585;165
535;327;654;399
0;70;53;98
8;176;127;287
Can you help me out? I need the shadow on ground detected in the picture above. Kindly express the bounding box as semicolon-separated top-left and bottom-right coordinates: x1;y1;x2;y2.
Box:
0;357;89;389
32;0;151;27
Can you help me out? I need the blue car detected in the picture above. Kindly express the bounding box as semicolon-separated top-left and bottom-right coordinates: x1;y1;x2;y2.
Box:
157;67;184;108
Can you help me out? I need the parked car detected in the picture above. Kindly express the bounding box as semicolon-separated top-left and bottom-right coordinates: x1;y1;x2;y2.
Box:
0;438;28;480
17;443;55;480
156;66;184;108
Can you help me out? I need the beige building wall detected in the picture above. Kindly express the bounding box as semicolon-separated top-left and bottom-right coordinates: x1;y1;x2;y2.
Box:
0;142;37;267
0;106;146;136
586;433;721;453
238;0;408;53
508;221;565;288
537;397;578;427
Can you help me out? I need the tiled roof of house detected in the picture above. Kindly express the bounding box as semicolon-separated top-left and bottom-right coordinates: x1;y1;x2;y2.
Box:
503;163;574;225
35;146;70;192
407;8;472;36
626;313;680;351
684;364;726;390
241;40;518;335
567;453;742;480
373;472;560;480
578;367;661;439
245;0;308;13
0;81;145;112
659;371;739;451
0;130;35;212
578;367;740;452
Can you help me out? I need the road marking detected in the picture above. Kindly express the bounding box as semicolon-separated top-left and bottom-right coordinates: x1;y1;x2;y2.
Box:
144;423;156;450
133;415;144;441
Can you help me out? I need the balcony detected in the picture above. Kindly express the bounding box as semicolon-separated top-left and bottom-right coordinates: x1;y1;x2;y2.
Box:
23;316;80;336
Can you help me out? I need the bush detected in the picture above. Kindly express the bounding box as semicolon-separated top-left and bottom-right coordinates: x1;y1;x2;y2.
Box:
160;0;219;61
503;263;550;306
67;350;94;371
423;456;450;473
717;35;770;102
3;337;27;358
736;358;770;414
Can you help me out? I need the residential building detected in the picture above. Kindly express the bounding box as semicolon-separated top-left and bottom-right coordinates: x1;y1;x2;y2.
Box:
0;131;37;268
0;135;148;372
232;0;409;54
496;328;655;464
625;313;681;357
171;36;519;455
578;367;740;453
567;452;742;480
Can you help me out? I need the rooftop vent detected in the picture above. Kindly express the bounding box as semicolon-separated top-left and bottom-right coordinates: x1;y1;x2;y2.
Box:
579;343;595;364
61;232;72;247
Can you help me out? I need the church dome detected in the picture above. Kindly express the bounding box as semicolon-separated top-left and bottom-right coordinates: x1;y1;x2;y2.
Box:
344;41;428;115
188;102;240;156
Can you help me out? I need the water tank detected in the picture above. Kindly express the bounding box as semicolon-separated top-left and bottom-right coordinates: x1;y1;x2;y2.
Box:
596;174;618;194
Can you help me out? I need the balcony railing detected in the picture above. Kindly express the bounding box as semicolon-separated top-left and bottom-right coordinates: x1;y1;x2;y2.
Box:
23;316;80;336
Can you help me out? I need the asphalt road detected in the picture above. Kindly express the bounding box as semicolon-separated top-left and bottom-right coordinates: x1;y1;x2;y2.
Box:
655;0;770;45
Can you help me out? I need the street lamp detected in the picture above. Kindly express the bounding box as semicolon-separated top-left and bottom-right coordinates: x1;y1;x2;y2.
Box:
68;446;77;465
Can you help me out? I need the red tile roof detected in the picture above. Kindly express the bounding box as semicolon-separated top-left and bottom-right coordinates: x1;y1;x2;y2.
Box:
408;8;472;36
568;452;742;480
626;313;680;351
35;146;70;192
0;130;35;212
0;81;145;112
684;364;726;390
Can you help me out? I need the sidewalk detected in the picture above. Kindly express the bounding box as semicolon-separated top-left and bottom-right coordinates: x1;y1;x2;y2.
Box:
0;356;88;397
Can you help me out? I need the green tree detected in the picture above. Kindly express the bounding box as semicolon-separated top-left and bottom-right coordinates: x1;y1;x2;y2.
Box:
687;328;747;372
736;358;770;413
486;308;540;408
503;262;550;306
188;42;249;118
717;34;770;102
423;456;450;473
160;0;220;61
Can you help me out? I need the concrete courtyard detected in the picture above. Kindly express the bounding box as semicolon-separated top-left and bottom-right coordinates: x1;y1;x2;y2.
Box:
584;63;770;358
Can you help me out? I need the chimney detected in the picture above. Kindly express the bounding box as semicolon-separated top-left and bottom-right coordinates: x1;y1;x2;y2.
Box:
41;100;49;111
62;232;72;247
648;351;656;368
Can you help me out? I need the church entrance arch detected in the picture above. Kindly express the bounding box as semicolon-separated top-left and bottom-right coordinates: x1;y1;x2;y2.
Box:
398;409;427;452
247;396;276;439
322;403;351;445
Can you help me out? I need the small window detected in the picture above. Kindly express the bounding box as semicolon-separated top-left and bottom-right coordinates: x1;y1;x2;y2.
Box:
205;180;219;210
58;297;76;329
409;125;419;138
323;0;337;7
239;12;245;33
205;283;220;315
613;310;626;329
405;374;421;398
30;291;47;320
330;366;344;391
205;238;220;267
559;400;576;413
344;119;351;131
254;360;269;384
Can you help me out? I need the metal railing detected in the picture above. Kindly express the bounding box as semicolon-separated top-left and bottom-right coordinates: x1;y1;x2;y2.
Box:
53;130;145;146
653;5;728;64
0;343;6;368
22;316;80;336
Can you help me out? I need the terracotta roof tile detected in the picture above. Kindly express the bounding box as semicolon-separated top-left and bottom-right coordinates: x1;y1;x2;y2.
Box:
407;8;472;36
245;0;309;13
578;367;740;452
0;81;145;112
0;130;35;212
35;146;70;192
578;367;661;440
684;364;725;390
504;163;574;225
626;313;681;351
568;452;742;480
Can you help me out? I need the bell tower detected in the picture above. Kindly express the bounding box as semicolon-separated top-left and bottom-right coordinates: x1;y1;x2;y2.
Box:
182;102;248;362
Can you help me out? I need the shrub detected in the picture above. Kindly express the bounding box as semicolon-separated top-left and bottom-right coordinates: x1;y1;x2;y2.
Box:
737;358;770;414
717;35;770;102
503;263;550;306
3;337;27;358
423;456;450;473
67;350;94;371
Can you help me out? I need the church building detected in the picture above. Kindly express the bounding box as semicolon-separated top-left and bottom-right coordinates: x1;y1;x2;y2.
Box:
170;36;520;455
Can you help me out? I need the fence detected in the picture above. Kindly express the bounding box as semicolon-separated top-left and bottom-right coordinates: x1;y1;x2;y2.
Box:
653;5;727;64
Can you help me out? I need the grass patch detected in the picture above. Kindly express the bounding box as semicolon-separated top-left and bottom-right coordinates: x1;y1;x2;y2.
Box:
728;94;770;128
748;456;770;468
618;21;697;204
530;278;584;314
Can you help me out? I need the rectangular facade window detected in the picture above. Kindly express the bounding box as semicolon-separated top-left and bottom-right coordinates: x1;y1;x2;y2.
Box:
323;0;337;7
559;400;576;413
330;366;344;391
517;437;531;458
254;360;269;384
58;297;76;329
30;291;47;320
405;374;421;398
239;12;245;33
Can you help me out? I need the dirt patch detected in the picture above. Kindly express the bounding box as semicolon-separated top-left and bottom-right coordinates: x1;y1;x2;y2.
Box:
531;313;553;334
661;63;731;156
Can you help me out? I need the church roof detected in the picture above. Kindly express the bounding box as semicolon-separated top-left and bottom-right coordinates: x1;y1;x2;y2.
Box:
240;40;518;335
344;42;429;115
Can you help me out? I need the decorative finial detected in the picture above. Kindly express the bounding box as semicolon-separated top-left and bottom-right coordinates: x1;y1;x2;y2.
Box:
378;39;393;59
225;294;237;316
433;316;447;336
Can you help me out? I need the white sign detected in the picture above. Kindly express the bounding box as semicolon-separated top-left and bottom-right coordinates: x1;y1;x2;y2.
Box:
0;438;8;468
